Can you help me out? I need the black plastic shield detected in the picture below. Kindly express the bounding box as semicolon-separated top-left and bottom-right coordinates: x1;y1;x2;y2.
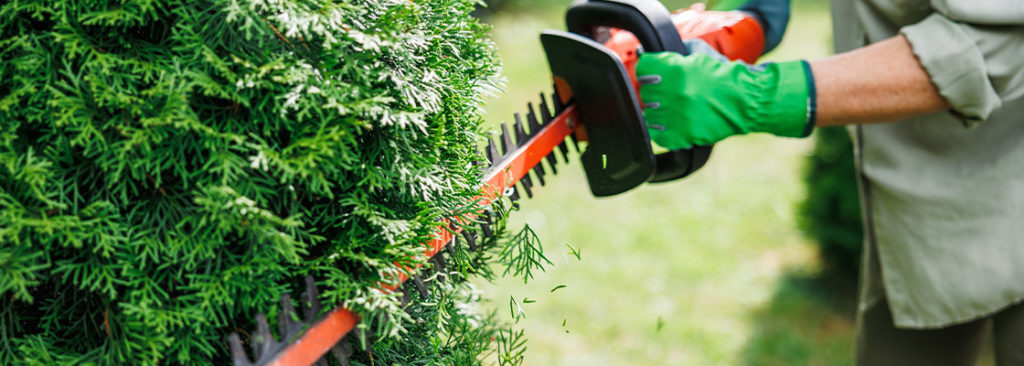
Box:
541;31;654;197
566;0;712;186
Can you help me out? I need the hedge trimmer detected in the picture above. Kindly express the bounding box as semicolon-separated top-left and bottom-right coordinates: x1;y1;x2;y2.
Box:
229;1;771;364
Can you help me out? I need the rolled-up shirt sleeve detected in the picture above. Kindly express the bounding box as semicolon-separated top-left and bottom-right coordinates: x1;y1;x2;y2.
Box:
899;2;1024;126
930;0;1024;24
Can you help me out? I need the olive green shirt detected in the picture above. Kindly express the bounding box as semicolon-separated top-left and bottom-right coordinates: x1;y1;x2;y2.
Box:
830;0;1024;328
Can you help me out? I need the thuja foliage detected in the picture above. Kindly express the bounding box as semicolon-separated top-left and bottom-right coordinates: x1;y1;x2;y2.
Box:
0;0;534;364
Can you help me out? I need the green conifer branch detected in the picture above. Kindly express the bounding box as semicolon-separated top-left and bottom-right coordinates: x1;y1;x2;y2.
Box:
0;0;549;364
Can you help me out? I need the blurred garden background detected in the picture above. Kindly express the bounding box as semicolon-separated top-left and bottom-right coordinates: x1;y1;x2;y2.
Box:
473;1;857;365
472;0;1005;364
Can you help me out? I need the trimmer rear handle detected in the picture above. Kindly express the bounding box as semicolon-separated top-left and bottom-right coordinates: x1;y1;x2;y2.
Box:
566;0;690;55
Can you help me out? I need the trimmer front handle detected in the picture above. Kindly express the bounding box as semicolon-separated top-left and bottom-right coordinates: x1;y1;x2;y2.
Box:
543;0;771;196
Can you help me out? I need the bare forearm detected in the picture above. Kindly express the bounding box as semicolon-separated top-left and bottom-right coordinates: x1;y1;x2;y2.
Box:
810;35;949;126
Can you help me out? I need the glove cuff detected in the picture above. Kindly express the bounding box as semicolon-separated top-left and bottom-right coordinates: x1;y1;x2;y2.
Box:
749;60;815;138
801;60;817;137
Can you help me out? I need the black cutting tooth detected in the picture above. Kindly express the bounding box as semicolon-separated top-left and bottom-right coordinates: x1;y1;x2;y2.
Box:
330;338;354;366
229;276;350;366
412;274;429;299
443;236;459;257
499;122;515;155
442;237;462;280
519;181;533;199
492;125;521;194
537;94;562;173
551;84;561;110
471;143;488;169
399;283;412;307
301;276;322;320
447;226;459;252
553;84;568;112
491;206;506;223
512;114;536;194
557;136;571;163
485;137;500;168
479;225;491;241
524;103;540;138
538;92;553;124
525;103;549;185
508;185;520;201
480;210;493;239
228;333;253;366
313;280;353;366
431;253;449;282
228;307;287;366
277;294;301;340
254;314;274;360
512;113;527;147
462;230;478;251
558;140;571;163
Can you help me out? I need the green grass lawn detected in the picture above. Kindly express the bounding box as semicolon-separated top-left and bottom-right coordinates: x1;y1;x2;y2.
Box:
473;2;1002;365
474;2;855;365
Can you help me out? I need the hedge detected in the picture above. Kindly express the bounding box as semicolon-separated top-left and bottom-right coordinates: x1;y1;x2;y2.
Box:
799;127;863;283
0;0;532;364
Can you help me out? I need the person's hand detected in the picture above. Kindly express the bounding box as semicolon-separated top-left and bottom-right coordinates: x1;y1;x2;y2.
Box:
636;50;816;150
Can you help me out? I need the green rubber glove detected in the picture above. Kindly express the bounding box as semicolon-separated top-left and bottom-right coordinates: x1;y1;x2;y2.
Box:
636;51;816;150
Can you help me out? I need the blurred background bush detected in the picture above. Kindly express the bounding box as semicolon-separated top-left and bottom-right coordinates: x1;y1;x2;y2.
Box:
799;127;862;285
472;0;869;364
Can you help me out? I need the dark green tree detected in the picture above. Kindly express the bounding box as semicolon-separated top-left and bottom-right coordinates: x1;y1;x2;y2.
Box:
0;0;529;364
799;127;863;283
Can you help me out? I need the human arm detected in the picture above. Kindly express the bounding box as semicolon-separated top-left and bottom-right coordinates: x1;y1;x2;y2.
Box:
810;34;947;127
636;36;946;149
637;2;1024;149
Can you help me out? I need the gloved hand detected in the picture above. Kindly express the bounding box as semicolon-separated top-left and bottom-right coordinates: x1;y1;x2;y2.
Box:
636;50;816;150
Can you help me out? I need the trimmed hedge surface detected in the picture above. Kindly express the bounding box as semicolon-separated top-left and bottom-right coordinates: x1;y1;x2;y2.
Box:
1;0;512;364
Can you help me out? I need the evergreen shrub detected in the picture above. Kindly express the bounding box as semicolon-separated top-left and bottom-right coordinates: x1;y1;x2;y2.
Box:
0;0;526;364
798;127;863;282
